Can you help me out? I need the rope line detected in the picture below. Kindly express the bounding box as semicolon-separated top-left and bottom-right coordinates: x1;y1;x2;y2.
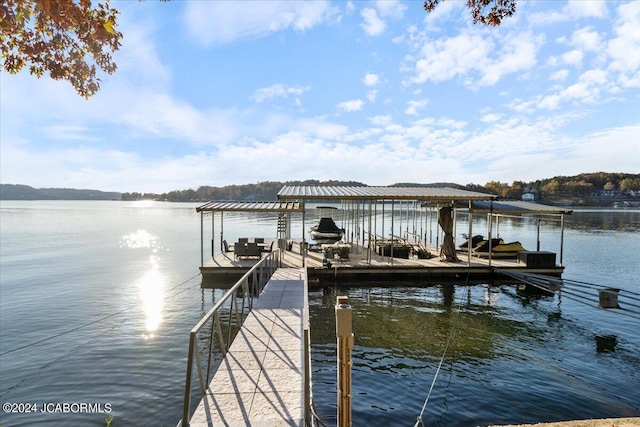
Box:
0;272;201;357
413;321;456;427
414;276;469;427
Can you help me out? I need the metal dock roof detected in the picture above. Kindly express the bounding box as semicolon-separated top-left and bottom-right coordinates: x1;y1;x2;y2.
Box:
196;201;302;212
277;185;497;201
469;200;573;215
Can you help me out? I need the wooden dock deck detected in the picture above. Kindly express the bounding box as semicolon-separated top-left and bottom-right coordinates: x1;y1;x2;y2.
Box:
189;267;308;427
200;239;564;287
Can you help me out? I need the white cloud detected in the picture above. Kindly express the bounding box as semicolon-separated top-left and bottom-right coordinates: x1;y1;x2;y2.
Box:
369;115;393;126
336;99;365;112
565;1;609;20
508;3;639;114
363;73;380;86
480;113;501;123
183;1;336;45
478;34;541;86
571;27;603;52
405;99;429;116
607;2;640;73
404;30;542;87
366;90;378;103
360;1;406;37
375;0;406;19
251;84;311;102
41;125;100;142
360;8;386;36
405;31;491;84
550;69;570;81
519;68;608;111
422;0;464;30
562;49;584;67
530;0;609;25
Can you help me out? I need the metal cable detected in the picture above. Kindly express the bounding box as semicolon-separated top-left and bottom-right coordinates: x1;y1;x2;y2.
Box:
496;269;640;320
414;278;468;427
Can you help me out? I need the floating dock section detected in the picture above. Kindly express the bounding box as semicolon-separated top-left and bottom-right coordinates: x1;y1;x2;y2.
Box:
189;267;308;427
199;240;566;287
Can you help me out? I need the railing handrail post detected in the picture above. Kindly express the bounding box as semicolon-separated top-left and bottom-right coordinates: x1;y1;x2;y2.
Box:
181;332;197;427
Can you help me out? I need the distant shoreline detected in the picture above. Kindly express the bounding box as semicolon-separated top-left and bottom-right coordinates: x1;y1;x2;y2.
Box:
2;174;639;208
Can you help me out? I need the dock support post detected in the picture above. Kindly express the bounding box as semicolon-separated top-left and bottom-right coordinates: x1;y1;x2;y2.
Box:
336;296;353;427
453;203;457;248
435;204;440;250
468;201;472;267
200;211;204;268
390;200;395;266
488;201;494;267
560;214;565;266
362;200;366;249
302;202;306;267
381;200;385;253
374;200;378;259
211;212;216;259
367;200;372;264
220;212;224;253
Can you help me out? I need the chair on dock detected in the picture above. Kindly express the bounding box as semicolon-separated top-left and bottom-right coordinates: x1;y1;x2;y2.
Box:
246;242;261;258
262;241;274;253
239;238;248;244
234;242;247;259
255;237;264;243
223;240;234;253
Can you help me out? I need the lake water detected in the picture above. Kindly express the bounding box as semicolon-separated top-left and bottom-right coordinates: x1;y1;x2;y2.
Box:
0;201;638;426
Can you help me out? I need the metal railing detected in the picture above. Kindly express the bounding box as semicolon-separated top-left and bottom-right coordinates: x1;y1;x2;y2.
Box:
180;250;281;427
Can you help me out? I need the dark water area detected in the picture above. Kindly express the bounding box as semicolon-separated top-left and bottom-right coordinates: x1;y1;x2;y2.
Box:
308;284;640;426
0;202;638;426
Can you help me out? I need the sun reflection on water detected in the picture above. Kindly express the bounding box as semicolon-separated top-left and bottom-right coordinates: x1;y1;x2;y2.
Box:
137;259;165;337
123;229;166;338
121;230;159;249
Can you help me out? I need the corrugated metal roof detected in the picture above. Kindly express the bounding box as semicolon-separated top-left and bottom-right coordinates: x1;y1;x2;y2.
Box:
196;201;302;212
469;200;573;215
277;185;497;201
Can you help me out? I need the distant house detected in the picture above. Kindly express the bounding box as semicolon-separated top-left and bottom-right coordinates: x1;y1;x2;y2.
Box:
599;190;617;197
522;193;535;202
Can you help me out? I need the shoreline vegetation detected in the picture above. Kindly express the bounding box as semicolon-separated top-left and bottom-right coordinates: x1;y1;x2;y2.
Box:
1;172;639;208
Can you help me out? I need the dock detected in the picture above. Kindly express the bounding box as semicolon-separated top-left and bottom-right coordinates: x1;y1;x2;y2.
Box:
196;186;571;288
188;267;308;427
200;239;565;287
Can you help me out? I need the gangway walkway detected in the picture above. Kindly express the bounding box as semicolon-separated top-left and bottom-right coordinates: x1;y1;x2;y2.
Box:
189;267;308;427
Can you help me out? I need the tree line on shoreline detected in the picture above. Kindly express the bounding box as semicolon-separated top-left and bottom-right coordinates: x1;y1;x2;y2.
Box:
121;172;640;206
3;173;639;205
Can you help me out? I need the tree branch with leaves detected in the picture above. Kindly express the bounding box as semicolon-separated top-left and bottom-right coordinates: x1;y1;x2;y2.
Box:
424;0;516;26
1;0;122;98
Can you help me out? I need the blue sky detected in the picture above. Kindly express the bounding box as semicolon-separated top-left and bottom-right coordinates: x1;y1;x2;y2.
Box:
1;0;639;193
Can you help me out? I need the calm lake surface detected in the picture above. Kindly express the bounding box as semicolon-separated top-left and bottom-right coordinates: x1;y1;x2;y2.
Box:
0;201;638;426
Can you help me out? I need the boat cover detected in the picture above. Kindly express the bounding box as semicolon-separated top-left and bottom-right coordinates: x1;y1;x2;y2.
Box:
314;217;343;233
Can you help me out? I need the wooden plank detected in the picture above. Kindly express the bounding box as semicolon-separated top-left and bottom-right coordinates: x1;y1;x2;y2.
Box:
189;268;306;427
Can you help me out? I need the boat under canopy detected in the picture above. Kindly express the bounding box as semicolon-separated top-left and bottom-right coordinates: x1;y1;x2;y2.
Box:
309;217;344;243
